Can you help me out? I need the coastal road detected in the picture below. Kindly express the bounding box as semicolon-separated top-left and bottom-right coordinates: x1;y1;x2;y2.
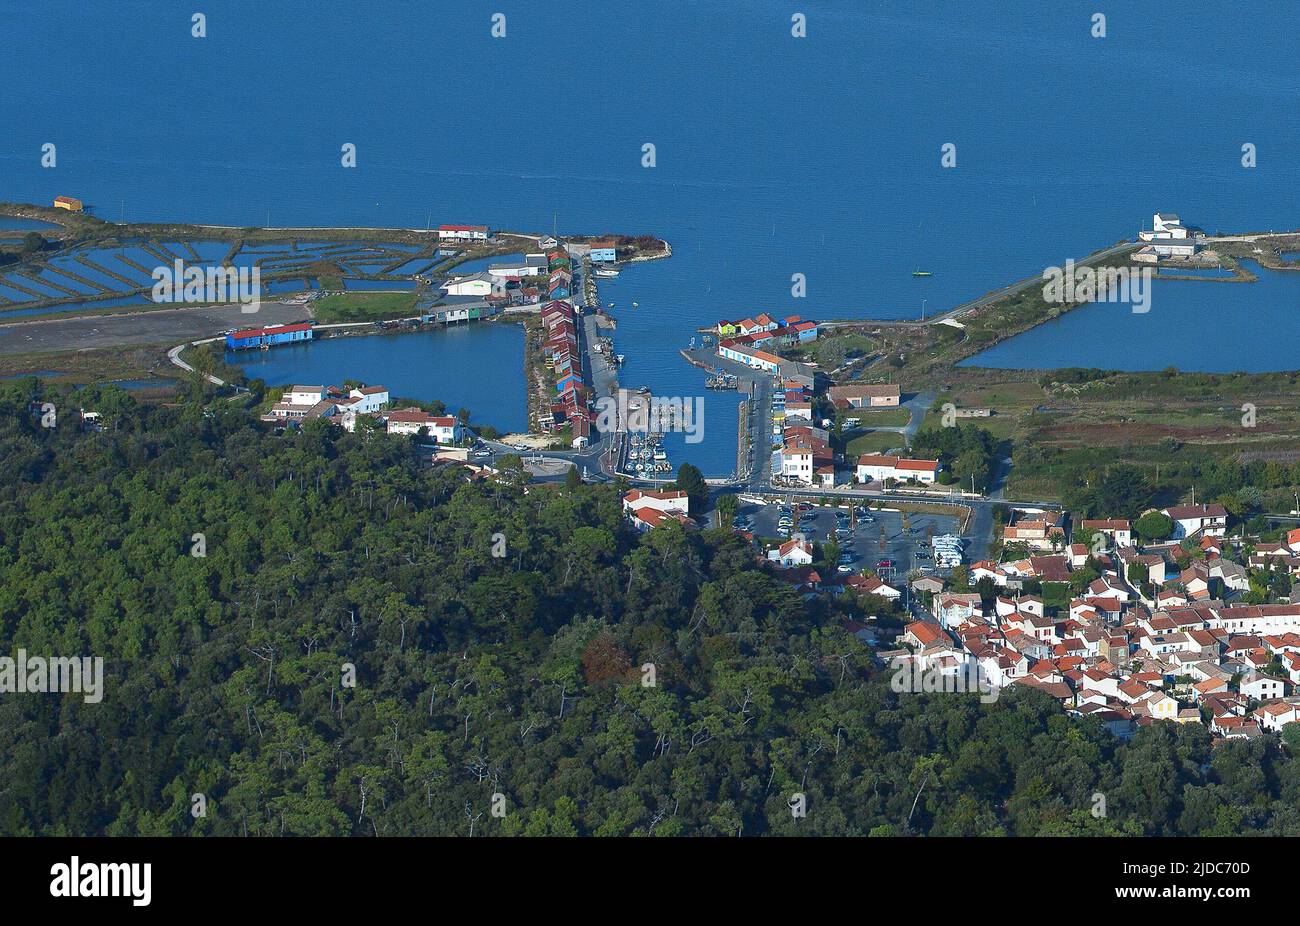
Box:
167;338;226;386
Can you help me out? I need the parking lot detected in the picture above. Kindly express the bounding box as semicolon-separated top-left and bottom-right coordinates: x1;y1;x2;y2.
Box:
739;500;965;583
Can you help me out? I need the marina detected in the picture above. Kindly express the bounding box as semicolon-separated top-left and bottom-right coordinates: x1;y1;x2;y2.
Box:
625;431;674;476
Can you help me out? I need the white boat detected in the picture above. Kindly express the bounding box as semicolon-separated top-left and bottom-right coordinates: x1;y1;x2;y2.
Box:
653;448;667;461
595;266;620;278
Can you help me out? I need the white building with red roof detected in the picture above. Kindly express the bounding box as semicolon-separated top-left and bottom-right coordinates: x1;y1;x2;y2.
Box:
622;489;690;517
855;454;940;485
386;408;463;442
768;538;814;567
437;224;490;241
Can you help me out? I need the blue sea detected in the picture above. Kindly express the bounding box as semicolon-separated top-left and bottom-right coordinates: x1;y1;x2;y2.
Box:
5;1;1299;473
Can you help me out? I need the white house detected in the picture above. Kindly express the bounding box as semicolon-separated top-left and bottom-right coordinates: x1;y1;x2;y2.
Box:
970;562;1009;587
1241;675;1288;702
1087;576;1131;602
1254;701;1300;732
1162;503;1228;539
622;489;690;517
769;538;814;567
1140;212;1189;240
1078;668;1121;699
285;385;325;406
779;449;815;484
936;593;981;629
488;254;548;278
1080;519;1132;550
437;224;490;241
856;454;940;485
342;385;389;415
386;408;463;442
718;341;783;374
1210;560;1250;593
1141;239;1197;258
441;272;500;297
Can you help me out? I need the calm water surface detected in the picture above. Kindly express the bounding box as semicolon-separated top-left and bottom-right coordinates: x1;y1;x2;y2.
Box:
7;1;1300;471
228;323;528;433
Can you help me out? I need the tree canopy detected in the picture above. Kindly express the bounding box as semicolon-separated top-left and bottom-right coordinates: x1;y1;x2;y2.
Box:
2;379;1298;837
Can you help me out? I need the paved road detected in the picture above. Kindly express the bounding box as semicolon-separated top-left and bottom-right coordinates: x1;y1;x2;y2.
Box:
0;301;310;356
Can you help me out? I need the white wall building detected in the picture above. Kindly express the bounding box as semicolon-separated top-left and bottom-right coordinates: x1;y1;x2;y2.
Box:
438;224;490;241
285;385;325;406
779;449;814;484
769;539;814;567
442;272;499;297
856;454;940;485
386;408;463;442
1142;212;1189;239
489;254;548;278
343;386;389;415
622;489;690;517
1163;503;1228;539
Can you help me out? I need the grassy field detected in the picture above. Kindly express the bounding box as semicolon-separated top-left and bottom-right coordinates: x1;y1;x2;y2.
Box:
313;292;418;324
846;431;907;456
787;332;875;370
841;406;911;428
0;346;170;382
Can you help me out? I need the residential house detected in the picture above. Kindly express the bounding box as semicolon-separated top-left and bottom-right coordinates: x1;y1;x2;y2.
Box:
827;384;900;408
386;408;463;442
855;454;940;485
1162;503;1228;539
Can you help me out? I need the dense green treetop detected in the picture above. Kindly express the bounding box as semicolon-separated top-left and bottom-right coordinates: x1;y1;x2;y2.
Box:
1;379;1297;836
